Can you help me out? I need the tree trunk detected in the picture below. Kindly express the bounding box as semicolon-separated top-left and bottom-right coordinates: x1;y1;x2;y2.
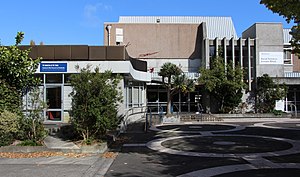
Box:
167;88;172;116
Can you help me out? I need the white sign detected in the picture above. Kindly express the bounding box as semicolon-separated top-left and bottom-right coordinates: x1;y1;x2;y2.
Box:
259;52;283;64
116;35;123;42
116;28;123;35
275;100;284;111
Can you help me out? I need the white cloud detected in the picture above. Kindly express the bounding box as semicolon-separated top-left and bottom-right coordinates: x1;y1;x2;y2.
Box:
82;3;112;27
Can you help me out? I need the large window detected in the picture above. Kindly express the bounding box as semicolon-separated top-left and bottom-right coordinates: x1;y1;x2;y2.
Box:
126;81;144;108
284;47;292;65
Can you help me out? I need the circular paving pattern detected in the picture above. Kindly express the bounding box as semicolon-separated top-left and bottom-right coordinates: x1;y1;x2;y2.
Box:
213;168;300;177
161;135;293;154
147;122;300;177
213;141;236;145
156;124;235;131
265;122;300;129
254;121;300;130
147;133;299;158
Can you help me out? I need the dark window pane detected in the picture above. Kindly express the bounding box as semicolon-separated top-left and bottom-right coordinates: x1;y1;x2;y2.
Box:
46;74;62;83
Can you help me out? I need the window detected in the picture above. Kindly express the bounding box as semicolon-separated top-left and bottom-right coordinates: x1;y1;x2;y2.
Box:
209;46;215;58
126;81;144;108
46;74;62;83
284;48;292;65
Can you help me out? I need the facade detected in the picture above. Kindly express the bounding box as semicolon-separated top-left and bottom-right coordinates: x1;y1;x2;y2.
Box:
22;16;300;124
22;45;150;123
104;16;300;114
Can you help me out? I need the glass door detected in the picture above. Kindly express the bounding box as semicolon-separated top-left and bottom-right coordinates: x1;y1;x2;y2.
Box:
45;85;62;121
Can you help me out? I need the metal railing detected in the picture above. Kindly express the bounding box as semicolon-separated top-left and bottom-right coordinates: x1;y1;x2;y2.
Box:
119;106;148;133
151;72;200;81
284;101;300;117
284;72;300;78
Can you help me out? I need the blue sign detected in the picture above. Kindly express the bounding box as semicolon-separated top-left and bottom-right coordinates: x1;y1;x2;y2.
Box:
40;63;67;72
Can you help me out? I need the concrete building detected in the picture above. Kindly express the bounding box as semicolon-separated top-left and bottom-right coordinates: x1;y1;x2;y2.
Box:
104;16;300;114
22;16;300;124
22;45;150;123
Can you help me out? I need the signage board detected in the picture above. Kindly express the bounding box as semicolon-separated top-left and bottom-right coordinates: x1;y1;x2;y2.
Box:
40;63;67;72
259;52;283;64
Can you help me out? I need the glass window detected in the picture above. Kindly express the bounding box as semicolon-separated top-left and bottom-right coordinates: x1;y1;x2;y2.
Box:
64;74;73;84
284;48;292;65
46;74;62;83
209;46;215;58
128;87;132;107
46;111;62;121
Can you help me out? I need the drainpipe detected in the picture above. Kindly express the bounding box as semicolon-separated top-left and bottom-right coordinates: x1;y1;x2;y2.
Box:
106;24;112;46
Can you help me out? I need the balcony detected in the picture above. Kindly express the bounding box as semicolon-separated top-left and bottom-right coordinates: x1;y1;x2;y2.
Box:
151;72;200;82
284;72;300;78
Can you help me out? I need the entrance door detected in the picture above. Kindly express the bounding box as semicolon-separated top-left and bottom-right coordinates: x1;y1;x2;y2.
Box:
46;85;62;121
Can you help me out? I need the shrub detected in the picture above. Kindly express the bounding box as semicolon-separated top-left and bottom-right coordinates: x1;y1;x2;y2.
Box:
17;140;42;146
19;87;47;143
0;110;20;146
69;65;122;141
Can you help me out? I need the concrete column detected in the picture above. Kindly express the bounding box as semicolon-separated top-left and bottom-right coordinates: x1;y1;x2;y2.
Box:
247;38;251;91
239;38;243;69
231;37;235;69
204;38;210;69
223;38;227;72
215;37;219;57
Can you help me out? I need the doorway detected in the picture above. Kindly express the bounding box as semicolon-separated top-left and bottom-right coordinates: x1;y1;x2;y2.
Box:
45;85;63;121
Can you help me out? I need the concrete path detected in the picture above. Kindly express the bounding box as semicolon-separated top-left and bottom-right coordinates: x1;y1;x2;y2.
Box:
44;136;80;150
0;155;114;177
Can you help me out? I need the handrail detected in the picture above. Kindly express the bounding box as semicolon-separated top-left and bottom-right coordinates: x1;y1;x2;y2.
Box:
119;106;148;133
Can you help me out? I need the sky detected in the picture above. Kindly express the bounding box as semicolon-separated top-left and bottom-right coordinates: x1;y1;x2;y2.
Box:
0;0;294;46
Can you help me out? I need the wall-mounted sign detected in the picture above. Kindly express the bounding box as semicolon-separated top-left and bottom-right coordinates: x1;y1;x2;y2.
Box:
40;63;67;72
259;52;283;64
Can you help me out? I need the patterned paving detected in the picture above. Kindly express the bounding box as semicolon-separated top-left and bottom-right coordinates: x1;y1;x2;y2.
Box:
107;119;300;177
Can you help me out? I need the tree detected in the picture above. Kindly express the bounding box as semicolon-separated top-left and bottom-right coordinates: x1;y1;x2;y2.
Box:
256;74;287;113
30;40;36;46
0;32;45;145
199;56;245;113
260;0;300;54
158;62;195;115
0;32;41;96
69;65;122;142
20;87;47;144
0;79;20;112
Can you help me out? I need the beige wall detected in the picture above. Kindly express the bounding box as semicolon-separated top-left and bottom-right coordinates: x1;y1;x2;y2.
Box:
293;54;300;72
104;23;203;59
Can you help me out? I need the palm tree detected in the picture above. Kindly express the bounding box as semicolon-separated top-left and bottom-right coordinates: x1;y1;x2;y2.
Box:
158;62;195;116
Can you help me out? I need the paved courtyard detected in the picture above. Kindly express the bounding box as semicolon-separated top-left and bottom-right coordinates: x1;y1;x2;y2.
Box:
106;118;300;177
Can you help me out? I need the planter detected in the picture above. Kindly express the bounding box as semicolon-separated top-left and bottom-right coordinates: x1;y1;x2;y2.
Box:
0;146;58;153
213;113;292;118
162;116;180;123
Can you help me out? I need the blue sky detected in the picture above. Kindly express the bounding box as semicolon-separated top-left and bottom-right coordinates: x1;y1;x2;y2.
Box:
0;0;294;45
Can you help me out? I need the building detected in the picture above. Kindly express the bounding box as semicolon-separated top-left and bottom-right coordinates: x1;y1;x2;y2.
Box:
22;16;300;124
22;45;150;123
104;16;300;114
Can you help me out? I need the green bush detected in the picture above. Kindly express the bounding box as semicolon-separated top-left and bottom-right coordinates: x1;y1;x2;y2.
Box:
19;87;47;143
0;134;14;147
19;117;47;143
272;109;283;116
0;110;21;146
17;140;42;146
0;80;21;112
69;65;123;141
